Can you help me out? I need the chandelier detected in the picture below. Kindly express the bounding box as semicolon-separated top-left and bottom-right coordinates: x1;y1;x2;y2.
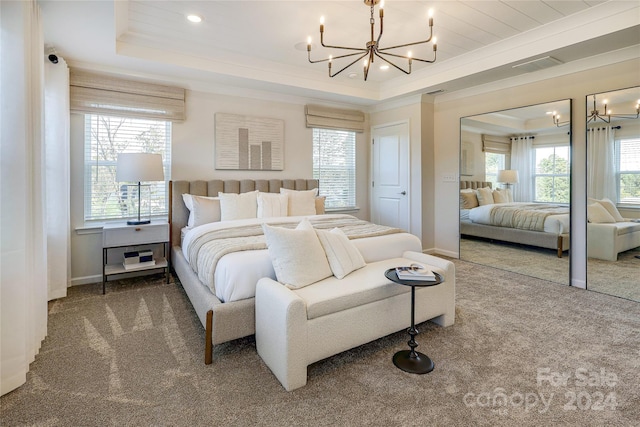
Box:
551;94;640;127
306;0;437;81
586;94;639;124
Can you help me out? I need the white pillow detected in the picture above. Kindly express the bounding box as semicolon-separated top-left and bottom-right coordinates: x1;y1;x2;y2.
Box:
315;227;366;279
476;187;494;206
280;188;318;216
218;190;258;221
182;194;221;227
262;219;332;289
492;189;509;204
494;187;513;203
257;192;289;218
587;203;616;223
588;197;624;222
315;196;326;215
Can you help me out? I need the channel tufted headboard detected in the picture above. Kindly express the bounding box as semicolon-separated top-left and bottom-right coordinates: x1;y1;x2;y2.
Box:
459;180;492;190
169;179;319;247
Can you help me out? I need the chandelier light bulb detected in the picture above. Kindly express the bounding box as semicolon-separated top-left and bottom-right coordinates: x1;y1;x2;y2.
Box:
408;51;412;58
602;99;608;105
380;1;385;10
320;16;325;25
329;55;333;63
429;9;434;18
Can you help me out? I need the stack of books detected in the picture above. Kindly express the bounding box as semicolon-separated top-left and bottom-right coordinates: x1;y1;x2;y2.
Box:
123;250;156;270
395;264;437;281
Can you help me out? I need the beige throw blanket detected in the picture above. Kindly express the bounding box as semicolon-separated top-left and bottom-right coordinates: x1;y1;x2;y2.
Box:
489;204;569;231
188;216;402;293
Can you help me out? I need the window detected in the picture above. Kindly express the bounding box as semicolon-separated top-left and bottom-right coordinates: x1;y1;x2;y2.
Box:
533;145;570;203
484;152;505;188
312;128;356;210
84;114;171;221
616;137;640;205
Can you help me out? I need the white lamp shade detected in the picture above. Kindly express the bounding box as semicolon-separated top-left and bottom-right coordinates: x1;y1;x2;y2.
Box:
497;169;519;184
116;153;164;182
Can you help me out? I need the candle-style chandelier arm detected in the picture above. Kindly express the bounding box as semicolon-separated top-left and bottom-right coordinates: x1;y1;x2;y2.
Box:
330;52;370;78
374;51;411;75
377;49;437;64
377;28;434;52
586;94;640;124
320;31;367;52
308;48;367;64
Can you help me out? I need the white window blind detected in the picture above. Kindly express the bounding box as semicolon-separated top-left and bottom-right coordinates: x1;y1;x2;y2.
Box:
617;138;640;205
482;135;511;154
84;114;171;221
313;128;356;210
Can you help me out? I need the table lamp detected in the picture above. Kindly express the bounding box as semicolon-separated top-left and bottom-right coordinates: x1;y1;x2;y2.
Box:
497;169;519;189
116;153;164;225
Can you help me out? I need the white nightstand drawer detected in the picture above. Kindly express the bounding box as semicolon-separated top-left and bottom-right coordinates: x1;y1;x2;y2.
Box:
103;222;169;247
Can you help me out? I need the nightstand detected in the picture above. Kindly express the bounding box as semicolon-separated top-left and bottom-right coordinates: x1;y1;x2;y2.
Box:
102;222;170;294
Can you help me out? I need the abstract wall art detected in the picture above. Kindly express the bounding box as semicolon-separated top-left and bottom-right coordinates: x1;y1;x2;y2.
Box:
214;113;284;170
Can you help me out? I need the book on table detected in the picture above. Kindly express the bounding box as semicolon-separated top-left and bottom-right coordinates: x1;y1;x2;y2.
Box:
123;250;155;270
395;264;437;281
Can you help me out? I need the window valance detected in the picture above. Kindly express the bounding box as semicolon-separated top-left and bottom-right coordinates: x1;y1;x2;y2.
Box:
305;104;365;133
70;69;185;122
482;135;511;154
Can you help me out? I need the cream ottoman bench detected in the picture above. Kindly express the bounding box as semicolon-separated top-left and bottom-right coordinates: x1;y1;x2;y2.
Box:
255;251;455;391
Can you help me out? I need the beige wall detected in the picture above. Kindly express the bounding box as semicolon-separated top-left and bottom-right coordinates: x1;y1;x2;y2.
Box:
433;58;640;288
70;91;370;284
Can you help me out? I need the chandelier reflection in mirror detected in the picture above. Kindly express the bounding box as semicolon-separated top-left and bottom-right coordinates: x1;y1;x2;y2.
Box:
307;0;437;81
586;94;640;124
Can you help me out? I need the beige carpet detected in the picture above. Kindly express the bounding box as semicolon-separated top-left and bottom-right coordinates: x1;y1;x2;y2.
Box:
461;237;640;303
1;262;639;426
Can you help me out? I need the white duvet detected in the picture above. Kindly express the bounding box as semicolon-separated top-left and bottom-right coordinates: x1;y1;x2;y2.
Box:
468;202;570;234
181;214;422;303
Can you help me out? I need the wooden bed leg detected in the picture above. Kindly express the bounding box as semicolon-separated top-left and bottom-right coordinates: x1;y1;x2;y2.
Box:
557;236;563;258
205;310;213;365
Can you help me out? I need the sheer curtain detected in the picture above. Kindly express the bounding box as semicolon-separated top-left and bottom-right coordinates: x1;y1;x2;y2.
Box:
510;136;534;202
1;0;49;396
587;127;616;201
45;58;71;300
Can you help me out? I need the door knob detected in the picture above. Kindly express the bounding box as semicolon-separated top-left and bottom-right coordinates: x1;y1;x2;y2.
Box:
399;191;407;195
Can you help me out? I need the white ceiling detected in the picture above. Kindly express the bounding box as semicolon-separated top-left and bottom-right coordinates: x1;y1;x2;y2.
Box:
40;0;640;106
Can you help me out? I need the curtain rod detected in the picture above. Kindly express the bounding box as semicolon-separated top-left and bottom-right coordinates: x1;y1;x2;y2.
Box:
589;125;621;131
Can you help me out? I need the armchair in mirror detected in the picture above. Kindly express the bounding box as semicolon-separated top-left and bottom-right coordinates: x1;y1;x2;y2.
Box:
586;86;640;302
459;100;571;286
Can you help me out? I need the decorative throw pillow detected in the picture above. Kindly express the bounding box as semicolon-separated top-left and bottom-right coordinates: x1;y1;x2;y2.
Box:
589;197;624;222
182;194;221;227
460;189;479;209
280;188;318;216
189;195;221;227
492;189;509;204
494;187;513;203
315;196;326;215
587;203;616;223
257;192;288;218
218;190;258;221
262;218;332;289
315;227;366;279
476;187;494;206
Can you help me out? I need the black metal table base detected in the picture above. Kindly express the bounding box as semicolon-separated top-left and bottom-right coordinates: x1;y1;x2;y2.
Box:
393;349;434;374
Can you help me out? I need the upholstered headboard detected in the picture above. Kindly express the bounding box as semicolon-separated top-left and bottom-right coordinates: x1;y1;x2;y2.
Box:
169;179;319;247
459;180;492;190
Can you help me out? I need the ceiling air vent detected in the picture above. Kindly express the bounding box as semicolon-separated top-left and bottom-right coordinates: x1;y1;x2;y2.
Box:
512;56;563;73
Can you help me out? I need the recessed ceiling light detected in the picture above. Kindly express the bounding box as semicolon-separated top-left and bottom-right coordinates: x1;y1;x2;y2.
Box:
187;14;202;23
348;72;358;79
379;65;390;71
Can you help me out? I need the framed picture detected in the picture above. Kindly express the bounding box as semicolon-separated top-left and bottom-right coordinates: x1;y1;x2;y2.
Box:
461;141;474;176
214;113;284;170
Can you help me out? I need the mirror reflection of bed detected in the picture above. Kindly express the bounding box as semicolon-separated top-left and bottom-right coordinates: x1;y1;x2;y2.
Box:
586;86;640;303
459;100;571;285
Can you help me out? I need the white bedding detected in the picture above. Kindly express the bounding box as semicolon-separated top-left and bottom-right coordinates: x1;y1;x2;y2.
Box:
468;202;569;234
181;214;422;303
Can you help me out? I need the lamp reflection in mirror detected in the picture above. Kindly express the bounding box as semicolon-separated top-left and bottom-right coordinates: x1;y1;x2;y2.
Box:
497;169;519;189
116;153;164;225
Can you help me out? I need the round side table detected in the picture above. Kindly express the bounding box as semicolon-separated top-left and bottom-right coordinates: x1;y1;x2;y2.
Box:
385;268;444;374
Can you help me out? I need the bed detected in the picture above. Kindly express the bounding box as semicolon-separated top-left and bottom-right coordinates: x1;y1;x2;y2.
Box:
169;179;423;364
459;180;570;257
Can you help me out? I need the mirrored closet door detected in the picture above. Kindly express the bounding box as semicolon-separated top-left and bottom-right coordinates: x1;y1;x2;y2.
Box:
459;100;572;285
586;86;640;302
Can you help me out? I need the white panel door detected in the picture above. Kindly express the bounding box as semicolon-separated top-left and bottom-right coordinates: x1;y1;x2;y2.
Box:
371;122;410;231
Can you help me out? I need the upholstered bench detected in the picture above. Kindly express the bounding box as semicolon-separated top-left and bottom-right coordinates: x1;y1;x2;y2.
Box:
255;251;455;391
588;221;640;261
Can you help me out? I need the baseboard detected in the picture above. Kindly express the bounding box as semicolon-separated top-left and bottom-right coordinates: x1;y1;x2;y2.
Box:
427;248;458;258
571;278;587;289
70;275;101;287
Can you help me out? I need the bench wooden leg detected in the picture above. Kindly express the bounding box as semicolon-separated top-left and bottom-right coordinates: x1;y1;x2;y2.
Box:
557;236;563;258
205;310;213;365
